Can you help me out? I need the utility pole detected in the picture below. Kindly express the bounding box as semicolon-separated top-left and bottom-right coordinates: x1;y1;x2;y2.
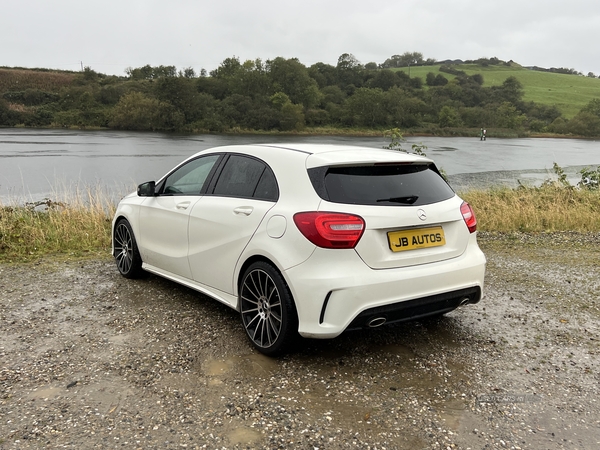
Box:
80;61;83;71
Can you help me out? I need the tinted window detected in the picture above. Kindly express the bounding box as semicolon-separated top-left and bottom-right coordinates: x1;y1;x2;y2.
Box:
254;168;279;201
310;164;454;206
163;155;220;195
213;155;267;198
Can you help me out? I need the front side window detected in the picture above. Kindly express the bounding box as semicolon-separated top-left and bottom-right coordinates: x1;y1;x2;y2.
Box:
162;155;220;195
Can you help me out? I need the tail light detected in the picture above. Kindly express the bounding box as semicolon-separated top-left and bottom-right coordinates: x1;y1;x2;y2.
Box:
293;212;365;249
460;202;477;233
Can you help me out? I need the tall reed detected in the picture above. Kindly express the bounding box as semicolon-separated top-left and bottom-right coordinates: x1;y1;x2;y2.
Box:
1;183;598;262
462;185;600;232
0;186;117;261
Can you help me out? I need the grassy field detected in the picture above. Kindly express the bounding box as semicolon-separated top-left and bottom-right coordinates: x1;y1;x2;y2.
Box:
397;64;600;119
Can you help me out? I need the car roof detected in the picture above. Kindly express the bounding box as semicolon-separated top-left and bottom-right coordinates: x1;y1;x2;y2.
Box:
198;143;433;169
259;143;432;168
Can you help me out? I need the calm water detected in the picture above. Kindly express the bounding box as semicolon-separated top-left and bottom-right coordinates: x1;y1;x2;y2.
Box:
1;128;599;202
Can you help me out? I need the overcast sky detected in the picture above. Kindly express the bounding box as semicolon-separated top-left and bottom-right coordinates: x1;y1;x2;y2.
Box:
4;0;600;77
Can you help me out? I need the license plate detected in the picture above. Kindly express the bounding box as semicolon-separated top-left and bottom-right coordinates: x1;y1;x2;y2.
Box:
387;226;446;252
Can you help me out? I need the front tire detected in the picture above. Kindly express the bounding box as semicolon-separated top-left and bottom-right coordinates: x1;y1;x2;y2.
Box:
113;219;144;279
239;262;298;356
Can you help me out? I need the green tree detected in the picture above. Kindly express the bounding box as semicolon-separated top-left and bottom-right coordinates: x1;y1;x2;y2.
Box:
458;106;497;128
581;98;600;117
109;92;184;131
267;57;320;108
495;102;526;128
492;76;524;105
368;70;397;91
383;87;427;128
381;52;425;68
308;62;338;88
547;117;569;134
438;105;462;127
320;85;346;106
231;59;271;98
125;65;176;80
81;66;99;82
345;88;386;127
269;92;304;131
336;53;363;91
0;98;20;126
179;67;196;78
210;57;242;78
568;112;600;136
154;77;217;124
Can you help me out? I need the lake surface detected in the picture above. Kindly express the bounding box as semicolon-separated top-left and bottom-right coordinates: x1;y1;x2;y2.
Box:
1;128;599;202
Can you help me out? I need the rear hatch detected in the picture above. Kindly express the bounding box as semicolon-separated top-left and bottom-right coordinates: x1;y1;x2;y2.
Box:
307;156;471;269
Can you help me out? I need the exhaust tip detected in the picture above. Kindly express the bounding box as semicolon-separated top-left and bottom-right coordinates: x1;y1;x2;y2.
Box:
367;317;387;328
459;297;471;306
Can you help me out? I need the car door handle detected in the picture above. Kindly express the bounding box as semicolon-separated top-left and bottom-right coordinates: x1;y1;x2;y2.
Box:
234;206;254;216
176;201;191;210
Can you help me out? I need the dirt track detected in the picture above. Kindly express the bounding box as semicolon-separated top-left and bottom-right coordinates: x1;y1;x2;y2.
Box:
1;232;599;449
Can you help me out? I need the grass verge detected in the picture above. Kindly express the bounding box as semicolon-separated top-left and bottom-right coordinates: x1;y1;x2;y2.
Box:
1;184;598;263
462;185;600;232
0;188;116;262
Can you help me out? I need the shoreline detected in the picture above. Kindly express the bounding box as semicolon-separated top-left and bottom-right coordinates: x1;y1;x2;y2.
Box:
1;124;596;140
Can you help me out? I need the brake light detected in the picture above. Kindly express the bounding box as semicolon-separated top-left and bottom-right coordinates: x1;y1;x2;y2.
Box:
460;202;477;233
293;212;365;249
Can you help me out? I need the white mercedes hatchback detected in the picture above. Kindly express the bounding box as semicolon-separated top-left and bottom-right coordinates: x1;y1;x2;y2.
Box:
112;144;486;355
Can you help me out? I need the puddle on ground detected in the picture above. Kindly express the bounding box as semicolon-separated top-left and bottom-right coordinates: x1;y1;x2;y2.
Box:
204;359;234;376
436;398;468;429
376;343;416;357
107;332;133;345
27;386;62;400
227;426;262;445
202;352;279;378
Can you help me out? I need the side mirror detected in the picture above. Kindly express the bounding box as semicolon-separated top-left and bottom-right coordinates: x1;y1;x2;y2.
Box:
137;181;156;197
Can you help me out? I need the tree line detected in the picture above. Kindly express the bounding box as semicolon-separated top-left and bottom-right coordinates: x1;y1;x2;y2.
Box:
1;53;600;136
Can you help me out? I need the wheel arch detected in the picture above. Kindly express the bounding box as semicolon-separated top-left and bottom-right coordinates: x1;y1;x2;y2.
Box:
112;214;131;256
236;255;297;314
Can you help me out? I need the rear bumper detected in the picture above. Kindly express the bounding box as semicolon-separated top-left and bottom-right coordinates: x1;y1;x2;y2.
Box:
284;238;486;339
346;286;481;330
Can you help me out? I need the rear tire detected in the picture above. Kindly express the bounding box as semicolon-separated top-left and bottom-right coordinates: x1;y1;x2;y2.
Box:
239;261;298;356
113;219;144;279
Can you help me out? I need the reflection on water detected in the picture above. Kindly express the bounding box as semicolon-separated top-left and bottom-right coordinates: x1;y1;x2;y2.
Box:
0;129;598;201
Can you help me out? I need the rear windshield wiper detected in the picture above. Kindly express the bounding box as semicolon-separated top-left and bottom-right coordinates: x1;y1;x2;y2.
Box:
376;195;419;204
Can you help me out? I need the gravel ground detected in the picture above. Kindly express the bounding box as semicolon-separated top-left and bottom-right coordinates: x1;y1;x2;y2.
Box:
1;232;600;449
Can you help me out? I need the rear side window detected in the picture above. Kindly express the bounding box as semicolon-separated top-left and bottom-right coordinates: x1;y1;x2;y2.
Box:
309;164;454;206
213;155;279;201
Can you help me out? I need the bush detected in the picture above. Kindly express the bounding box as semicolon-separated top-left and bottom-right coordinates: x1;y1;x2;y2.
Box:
2;89;59;106
568;112;600;136
528;119;545;132
109;92;184;131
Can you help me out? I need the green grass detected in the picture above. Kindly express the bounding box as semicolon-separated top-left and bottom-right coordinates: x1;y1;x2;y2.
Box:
0;189;115;262
1;183;599;263
461;185;600;232
397;64;600;119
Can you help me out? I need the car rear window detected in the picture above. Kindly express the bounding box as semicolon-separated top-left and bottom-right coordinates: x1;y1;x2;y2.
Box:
308;163;455;206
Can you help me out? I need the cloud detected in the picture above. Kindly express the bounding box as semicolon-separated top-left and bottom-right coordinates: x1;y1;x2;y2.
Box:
2;0;599;76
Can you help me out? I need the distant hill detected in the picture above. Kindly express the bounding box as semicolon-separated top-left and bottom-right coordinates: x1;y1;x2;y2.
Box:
1;59;599;135
396;63;600;119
